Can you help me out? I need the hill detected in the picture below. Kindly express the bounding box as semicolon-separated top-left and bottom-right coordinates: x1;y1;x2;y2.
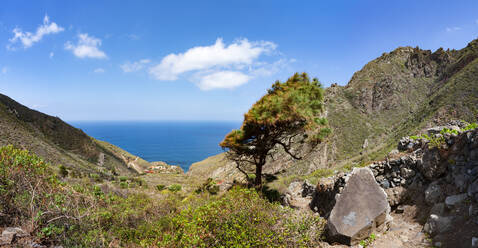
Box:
191;38;478;187
0;93;150;177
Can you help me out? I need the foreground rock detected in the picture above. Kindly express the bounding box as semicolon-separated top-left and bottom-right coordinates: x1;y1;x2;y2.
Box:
326;167;391;245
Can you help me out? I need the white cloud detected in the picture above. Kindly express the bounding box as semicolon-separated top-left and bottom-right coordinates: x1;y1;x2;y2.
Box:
149;38;282;90
149;38;276;81
197;71;251;90
446;27;461;32
1;67;8;74
65;33;107;59
93;68;105;73
49;52;54;58
8;15;64;50
120;59;151;72
250;58;295;77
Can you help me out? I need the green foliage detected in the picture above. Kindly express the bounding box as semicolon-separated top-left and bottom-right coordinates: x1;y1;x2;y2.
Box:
119;182;128;189
359;233;377;247
440;127;459;135
463;122;478;131
168;184;182;192
0;145;94;243
195;178;220;195
119;176;128;182
220;72;330;185
159;187;325;247
156;184;166;191
310;168;334;179
0;145;328;247
58;165;68;178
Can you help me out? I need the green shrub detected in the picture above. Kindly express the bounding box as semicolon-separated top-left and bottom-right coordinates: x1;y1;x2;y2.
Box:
90;173;102;182
119;176;128;182
119;182;128;189
168;184;182;192
463;122;478;131
159;187;325;247
0;145;93;244
58;165;68;178
440;127;459;135
156;184;166;191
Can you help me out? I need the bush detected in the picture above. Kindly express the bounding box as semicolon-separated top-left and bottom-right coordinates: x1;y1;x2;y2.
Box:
168;184;182;192
0;145;327;247
119;182;128;189
58;165;68;177
159;187;325;247
463;122;478;131
0;145;94;243
156;184;166;191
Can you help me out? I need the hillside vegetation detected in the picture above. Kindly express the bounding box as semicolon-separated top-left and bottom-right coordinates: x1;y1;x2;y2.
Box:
0;93;150;178
0;145;325;247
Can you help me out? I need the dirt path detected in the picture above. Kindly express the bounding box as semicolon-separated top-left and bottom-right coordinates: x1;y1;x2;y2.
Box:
370;207;431;248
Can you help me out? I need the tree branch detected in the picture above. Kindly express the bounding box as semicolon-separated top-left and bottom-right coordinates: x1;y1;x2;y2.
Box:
277;141;302;160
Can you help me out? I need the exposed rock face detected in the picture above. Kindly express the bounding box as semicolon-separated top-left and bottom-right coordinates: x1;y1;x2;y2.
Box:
326;168;391;245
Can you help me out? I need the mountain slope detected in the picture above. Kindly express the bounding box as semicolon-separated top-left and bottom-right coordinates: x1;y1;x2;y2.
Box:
190;38;478;184
0;93;150;177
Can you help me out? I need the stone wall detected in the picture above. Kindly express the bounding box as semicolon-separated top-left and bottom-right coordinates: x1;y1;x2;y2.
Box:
310;123;478;245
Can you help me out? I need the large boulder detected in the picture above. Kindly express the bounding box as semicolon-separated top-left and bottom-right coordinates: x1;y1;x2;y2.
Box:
326;167;391;245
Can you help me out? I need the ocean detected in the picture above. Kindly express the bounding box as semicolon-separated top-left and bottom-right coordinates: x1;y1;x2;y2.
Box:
71;121;241;171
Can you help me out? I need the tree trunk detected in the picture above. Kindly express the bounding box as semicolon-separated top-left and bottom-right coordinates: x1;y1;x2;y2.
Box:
255;163;263;186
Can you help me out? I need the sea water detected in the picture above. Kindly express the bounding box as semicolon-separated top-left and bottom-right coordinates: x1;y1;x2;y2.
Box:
71;121;240;171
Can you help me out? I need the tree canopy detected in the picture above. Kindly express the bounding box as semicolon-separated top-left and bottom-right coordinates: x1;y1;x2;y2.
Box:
220;72;330;186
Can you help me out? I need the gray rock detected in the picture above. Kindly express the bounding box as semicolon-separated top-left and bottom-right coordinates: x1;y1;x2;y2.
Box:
469;179;478;198
0;227;28;245
302;180;316;197
385;186;406;207
425;182;443;205
389;149;399;156
453;173;469;192
424;214;454;235
326;167;391;245
400;167;416;179
445;194;467;208
381;179;390;189
430;203;446;216
472;237;478;248
287;182;302;196
396;205;405;214
419;148;447;179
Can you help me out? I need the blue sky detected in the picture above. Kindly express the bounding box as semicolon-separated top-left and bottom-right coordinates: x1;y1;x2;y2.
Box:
0;1;477;121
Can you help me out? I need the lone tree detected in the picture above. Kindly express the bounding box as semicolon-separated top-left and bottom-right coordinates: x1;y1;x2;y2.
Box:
220;72;330;186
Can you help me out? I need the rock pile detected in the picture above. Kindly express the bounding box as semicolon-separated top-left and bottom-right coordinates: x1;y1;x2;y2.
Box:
310;123;478;246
